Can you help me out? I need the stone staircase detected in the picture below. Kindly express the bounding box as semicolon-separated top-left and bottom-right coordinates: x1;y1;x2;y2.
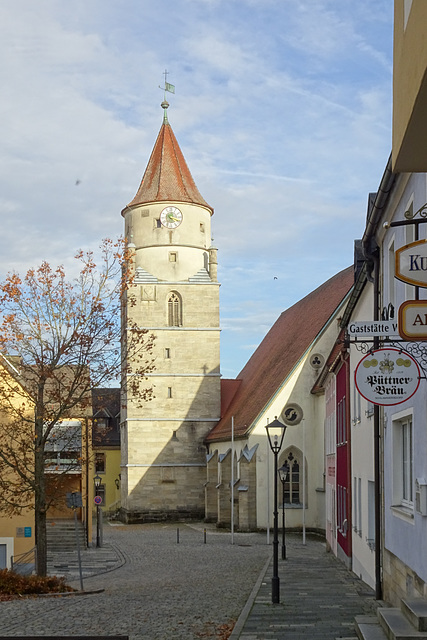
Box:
46;519;87;553
356;598;427;640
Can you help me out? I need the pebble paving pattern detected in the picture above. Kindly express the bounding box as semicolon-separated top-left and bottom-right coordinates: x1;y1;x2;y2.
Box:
0;522;271;640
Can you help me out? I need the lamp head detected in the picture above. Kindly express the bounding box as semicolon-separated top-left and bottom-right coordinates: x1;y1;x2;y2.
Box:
94;473;102;488
278;461;290;482
265;417;287;453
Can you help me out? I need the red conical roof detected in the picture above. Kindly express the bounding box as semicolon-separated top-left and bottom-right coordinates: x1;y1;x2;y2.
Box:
122;118;213;215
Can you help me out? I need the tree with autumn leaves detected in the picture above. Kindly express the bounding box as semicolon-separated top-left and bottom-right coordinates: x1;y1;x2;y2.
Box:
0;239;154;576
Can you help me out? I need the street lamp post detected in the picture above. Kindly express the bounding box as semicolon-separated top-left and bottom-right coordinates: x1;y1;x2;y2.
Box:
265;417;287;604
278;462;290;560
94;473;102;548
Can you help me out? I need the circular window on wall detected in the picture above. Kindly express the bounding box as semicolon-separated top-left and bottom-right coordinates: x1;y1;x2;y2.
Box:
310;353;325;370
280;403;303;426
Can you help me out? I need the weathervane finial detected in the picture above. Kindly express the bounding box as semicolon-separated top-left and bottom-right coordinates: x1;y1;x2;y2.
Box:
159;69;175;123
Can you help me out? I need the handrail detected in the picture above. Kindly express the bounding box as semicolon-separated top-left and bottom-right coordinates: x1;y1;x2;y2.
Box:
11;546;36;575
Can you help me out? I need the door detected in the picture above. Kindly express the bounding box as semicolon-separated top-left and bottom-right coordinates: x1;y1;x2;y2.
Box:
0;544;7;569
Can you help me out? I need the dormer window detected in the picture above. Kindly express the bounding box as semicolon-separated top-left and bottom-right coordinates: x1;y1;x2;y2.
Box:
95;418;109;431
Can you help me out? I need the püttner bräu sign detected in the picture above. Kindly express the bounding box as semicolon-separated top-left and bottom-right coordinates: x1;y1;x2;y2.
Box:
355;348;420;406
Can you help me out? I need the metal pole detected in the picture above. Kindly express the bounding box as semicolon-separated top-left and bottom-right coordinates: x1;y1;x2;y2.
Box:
73;508;84;592
96;504;100;548
231;416;234;545
373;251;382;601
272;449;280;603
266;437;270;546
302;418;306;545
281;478;286;560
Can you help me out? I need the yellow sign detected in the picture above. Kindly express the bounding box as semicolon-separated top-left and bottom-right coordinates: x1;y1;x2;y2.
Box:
398;300;427;340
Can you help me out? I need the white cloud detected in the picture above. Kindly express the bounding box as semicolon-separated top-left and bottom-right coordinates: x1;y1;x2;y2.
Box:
0;0;393;377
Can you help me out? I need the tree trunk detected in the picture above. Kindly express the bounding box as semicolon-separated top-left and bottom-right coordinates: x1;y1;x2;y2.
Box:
34;394;47;577
35;497;47;576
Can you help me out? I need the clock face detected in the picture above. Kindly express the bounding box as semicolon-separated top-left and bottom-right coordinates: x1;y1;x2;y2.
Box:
160;206;183;229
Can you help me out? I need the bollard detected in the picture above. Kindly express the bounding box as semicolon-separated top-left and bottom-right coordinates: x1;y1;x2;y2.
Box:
177;527;179;544
204;528;207;544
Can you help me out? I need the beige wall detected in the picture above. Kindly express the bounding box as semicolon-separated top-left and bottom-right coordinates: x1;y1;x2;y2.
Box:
393;0;427;171
0;513;35;569
121;199;221;521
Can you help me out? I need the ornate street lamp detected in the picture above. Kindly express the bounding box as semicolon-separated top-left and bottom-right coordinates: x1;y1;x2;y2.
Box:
265;417;287;604
94;473;102;548
278;462;290;560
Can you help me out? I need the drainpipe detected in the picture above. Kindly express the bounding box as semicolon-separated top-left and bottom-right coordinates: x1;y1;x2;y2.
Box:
373;252;382;602
362;154;396;602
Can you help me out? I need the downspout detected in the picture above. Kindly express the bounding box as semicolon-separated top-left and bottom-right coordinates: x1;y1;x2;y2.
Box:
362;153;396;602
373;251;382;602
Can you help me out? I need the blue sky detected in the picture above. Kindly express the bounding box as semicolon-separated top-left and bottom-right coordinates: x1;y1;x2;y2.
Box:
0;0;393;378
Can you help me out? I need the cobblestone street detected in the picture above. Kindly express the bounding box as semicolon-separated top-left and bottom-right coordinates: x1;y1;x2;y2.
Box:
0;523;380;640
0;522;271;640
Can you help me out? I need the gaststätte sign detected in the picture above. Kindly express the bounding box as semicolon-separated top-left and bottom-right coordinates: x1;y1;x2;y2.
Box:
395;239;427;287
355;348;421;406
348;321;399;337
398;300;427;340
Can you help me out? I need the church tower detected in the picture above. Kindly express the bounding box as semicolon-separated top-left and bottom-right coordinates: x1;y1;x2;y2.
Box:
120;98;221;523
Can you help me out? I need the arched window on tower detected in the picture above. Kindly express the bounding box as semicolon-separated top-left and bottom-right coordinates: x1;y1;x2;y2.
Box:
167;292;182;326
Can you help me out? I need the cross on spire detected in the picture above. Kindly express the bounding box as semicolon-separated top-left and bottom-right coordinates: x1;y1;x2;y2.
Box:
159;70;175;123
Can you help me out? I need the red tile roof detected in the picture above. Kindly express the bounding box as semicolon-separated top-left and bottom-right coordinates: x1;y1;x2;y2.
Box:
122;120;213;215
206;266;354;443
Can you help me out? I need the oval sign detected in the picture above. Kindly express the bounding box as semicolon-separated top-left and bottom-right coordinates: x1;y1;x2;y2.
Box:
355;348;420;406
94;495;102;505
395;239;427;287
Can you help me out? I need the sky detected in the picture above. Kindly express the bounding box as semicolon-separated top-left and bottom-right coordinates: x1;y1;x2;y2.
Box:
0;0;393;379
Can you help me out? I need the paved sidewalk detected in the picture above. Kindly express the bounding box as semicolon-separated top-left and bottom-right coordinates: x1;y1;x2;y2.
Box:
0;523;380;640
231;534;380;639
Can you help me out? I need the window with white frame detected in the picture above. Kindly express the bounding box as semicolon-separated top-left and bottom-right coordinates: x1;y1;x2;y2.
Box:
325;377;336;455
353;379;361;425
367;480;375;550
337;484;347;536
387;238;395;315
353;476;358;532
337;397;347;445
366;401;375;418
393;413;414;510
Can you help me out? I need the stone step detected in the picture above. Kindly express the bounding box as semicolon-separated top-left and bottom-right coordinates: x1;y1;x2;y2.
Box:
378;608;427;640
355;616;388;640
46;520;87;551
402;600;427;632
